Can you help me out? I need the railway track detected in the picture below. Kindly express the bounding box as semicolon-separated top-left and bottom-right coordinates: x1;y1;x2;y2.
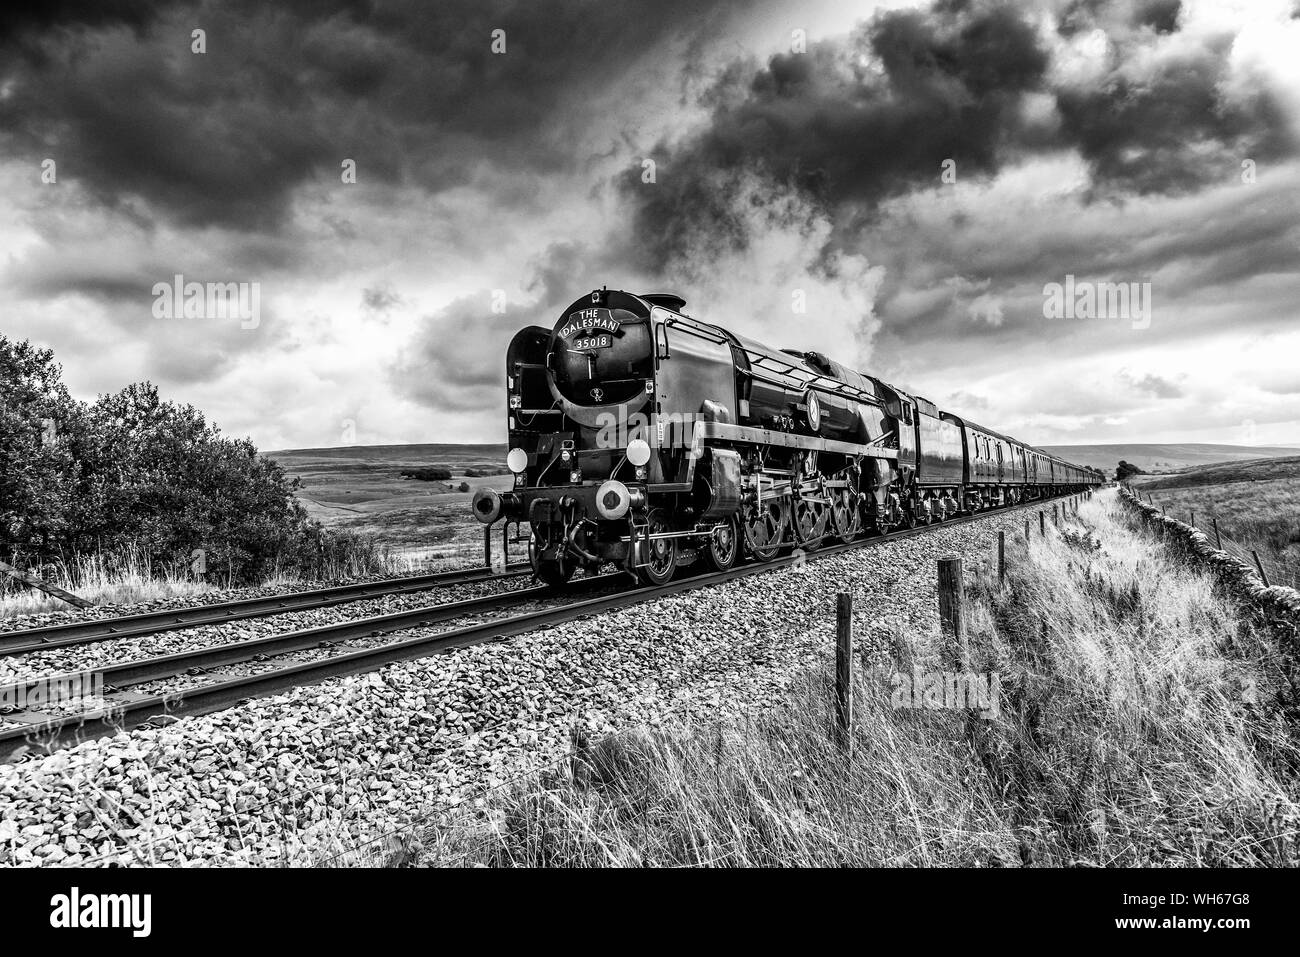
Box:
0;494;1086;762
0;562;531;656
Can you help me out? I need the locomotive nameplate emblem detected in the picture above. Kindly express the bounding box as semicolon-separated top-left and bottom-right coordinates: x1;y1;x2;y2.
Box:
559;308;620;350
559;308;619;338
589;387;605;402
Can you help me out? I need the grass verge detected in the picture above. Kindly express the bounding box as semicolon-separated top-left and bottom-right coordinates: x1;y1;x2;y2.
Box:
410;492;1300;867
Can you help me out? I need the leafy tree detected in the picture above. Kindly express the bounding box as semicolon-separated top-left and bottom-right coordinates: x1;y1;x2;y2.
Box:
82;382;312;578
1;336;321;583
0;336;93;556
401;466;453;481
1116;460;1145;482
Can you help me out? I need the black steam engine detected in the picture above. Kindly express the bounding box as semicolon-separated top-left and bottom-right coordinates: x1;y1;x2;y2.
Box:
472;289;1102;586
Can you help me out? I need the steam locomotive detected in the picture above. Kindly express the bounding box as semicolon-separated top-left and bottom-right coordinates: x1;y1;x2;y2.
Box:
472;289;1103;586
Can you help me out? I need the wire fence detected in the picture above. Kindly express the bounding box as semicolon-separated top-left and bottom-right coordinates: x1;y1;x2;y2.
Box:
1132;490;1297;590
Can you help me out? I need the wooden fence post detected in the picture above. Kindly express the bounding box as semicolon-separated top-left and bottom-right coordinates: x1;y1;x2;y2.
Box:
1039;511;1045;536
1251;551;1271;588
1189;509;1195;528
938;558;965;668
568;723;590;783
1024;518;1030;543
0;560;93;609
997;531;1005;583
1212;517;1223;550
835;592;853;749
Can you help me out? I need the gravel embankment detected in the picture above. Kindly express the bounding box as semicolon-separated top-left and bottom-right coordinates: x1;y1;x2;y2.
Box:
0;506;1056;866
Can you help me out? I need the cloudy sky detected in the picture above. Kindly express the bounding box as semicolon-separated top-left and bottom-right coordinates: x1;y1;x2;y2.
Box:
2;0;1298;451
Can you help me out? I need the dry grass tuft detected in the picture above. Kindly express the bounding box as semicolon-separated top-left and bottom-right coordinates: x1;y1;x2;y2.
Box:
0;539;475;619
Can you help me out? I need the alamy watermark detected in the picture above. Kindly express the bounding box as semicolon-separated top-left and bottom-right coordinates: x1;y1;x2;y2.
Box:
887;668;1001;720
0;673;105;712
152;274;260;329
1042;275;1151;330
594;404;705;460
50;887;151;937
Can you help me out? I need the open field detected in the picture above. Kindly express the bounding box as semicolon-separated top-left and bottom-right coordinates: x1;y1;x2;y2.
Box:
265;442;1300;554
417;491;1300;866
1042;442;1300;474
1130;456;1300;589
266;443;520;561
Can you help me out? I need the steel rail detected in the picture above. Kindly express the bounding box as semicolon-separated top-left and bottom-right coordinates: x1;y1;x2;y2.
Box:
0;492;1089;762
0;563;532;656
0;573;619;697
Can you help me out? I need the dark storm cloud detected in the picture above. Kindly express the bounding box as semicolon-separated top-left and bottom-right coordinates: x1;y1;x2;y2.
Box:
623;1;1051;270
389;293;521;414
1133;0;1182;33
16;267;155;304
0;0;740;230
1039;0;1286;195
620;0;1289;273
1054;51;1286;197
1058;0;1182;36
0;0;162;44
390;238;629;415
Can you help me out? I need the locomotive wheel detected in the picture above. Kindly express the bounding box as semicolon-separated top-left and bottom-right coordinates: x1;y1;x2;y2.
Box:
917;497;935;526
743;497;787;561
529;534;574;587
792;497;830;550
704;516;741;572
830;488;863;542
637;509;678;586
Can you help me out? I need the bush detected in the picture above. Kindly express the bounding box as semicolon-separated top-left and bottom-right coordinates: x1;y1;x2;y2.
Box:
401;467;453;482
0;335;334;585
1116;460;1144;481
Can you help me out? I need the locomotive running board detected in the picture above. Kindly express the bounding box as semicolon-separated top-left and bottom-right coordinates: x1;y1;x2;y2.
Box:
696;422;900;460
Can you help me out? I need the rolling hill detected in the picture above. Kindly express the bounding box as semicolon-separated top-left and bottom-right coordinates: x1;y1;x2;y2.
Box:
1127;454;1300;491
1039;443;1300;474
